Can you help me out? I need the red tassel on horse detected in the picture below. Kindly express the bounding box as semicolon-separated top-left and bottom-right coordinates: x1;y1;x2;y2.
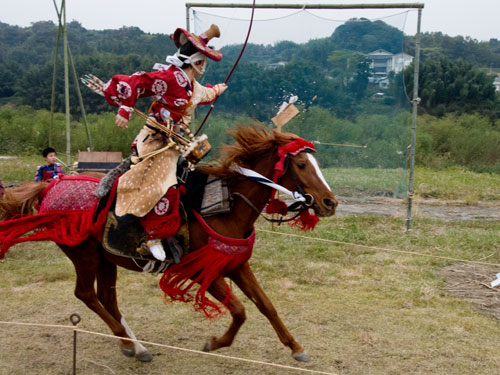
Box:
290;209;319;231
159;211;255;318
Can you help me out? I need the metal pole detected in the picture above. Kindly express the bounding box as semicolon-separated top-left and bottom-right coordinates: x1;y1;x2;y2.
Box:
406;8;422;232
62;0;71;166
186;3;424;10
186;3;191;31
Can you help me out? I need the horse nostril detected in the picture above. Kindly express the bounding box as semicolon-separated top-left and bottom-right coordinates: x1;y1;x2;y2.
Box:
323;198;336;210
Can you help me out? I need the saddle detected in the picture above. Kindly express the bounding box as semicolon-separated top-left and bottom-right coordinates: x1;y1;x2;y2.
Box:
101;169;230;268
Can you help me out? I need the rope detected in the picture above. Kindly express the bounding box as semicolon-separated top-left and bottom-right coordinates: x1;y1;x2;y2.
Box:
0;320;338;375
257;229;500;267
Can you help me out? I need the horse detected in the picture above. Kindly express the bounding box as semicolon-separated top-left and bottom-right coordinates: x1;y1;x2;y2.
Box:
0;125;337;363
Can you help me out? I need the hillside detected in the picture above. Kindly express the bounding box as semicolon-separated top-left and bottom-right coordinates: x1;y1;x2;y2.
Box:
0;19;499;120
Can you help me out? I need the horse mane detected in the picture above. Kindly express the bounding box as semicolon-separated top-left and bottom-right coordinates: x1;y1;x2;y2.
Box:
196;124;300;178
0;182;48;221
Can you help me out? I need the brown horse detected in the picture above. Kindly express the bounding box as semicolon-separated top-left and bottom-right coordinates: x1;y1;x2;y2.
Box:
0;126;337;363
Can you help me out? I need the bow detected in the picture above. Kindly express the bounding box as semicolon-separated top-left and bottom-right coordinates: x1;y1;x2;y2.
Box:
194;0;256;136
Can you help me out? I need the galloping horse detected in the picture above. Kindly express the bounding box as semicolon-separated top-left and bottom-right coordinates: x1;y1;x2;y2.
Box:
0;126;337;362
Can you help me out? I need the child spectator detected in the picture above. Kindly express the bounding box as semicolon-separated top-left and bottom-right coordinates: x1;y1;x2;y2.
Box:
34;147;65;182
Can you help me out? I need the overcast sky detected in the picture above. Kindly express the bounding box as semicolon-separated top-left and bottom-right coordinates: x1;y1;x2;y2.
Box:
1;0;498;43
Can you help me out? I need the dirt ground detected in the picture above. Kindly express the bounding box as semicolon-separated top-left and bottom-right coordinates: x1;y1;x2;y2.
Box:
337;196;500;222
439;263;500;321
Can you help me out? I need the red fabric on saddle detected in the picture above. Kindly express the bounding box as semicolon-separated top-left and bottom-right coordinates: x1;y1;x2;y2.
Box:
159;210;255;319
40;176;100;211
0;176;116;259
140;186;181;240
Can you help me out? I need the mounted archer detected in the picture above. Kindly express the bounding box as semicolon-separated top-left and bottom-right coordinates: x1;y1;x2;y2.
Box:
82;25;227;261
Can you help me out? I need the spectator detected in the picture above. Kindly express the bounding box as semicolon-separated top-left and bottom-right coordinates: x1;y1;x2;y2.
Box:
34;147;65;182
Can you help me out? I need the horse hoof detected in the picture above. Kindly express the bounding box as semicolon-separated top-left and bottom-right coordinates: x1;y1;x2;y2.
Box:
121;347;135;358
202;341;211;352
135;350;153;362
293;351;311;362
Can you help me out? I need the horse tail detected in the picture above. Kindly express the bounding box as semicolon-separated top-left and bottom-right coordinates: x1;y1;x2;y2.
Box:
0;182;48;221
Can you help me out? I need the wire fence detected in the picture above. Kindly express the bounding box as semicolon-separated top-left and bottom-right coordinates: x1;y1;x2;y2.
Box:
0;318;338;375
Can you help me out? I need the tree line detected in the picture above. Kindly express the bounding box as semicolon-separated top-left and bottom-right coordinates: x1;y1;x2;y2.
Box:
1;105;498;173
1;19;499;120
0;18;499;174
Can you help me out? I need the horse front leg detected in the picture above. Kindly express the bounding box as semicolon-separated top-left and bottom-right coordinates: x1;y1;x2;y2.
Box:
230;262;310;362
203;276;247;352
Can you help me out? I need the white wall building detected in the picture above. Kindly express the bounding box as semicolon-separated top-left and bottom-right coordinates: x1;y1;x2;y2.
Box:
494;76;500;92
367;49;414;76
391;52;414;73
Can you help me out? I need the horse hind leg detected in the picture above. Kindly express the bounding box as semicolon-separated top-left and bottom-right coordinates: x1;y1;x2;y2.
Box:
231;262;310;362
59;243;146;361
96;257;152;362
203;276;247;353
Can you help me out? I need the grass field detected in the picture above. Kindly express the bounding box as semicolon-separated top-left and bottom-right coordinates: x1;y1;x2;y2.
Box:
1;156;500;374
1;215;500;374
2;155;500;201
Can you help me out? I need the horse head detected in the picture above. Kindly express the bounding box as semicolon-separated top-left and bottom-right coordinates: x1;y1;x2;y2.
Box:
279;147;338;217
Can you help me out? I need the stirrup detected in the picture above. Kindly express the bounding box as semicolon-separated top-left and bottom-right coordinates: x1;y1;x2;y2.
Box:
146;240;166;261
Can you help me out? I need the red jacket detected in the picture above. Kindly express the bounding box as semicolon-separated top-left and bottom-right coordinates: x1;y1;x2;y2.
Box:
103;65;217;125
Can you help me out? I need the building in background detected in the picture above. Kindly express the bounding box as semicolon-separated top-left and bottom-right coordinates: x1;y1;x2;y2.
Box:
367;49;414;88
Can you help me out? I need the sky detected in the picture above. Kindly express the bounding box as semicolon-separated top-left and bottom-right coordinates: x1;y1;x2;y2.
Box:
0;0;498;44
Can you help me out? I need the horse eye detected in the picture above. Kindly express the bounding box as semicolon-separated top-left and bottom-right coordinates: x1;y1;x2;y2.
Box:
297;163;306;170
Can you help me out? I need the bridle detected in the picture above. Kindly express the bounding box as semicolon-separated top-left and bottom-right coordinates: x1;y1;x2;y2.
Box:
231;149;316;224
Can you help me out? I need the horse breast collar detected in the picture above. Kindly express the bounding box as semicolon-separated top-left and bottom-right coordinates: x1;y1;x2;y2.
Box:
193;210;255;256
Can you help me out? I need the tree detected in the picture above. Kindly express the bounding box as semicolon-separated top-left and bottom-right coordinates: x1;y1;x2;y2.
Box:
327;50;372;98
331;18;404;54
404;56;499;117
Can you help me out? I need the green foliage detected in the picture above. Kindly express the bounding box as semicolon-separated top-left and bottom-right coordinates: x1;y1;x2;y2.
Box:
1;20;499;122
0;105;143;156
415;114;500;170
0;21;174;114
331;18;404;54
406;32;500;68
404;56;499;117
285;105;409;169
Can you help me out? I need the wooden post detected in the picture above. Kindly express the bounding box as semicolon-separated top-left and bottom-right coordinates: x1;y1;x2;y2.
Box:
271;103;300;132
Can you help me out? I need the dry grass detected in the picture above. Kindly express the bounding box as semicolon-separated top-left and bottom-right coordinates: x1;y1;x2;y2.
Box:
1;215;500;374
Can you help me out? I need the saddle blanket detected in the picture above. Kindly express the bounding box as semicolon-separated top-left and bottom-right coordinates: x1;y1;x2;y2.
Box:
40;176;100;212
0;176;115;258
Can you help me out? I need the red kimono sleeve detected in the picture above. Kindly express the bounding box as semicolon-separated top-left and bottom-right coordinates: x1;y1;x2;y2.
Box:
102;71;165;120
